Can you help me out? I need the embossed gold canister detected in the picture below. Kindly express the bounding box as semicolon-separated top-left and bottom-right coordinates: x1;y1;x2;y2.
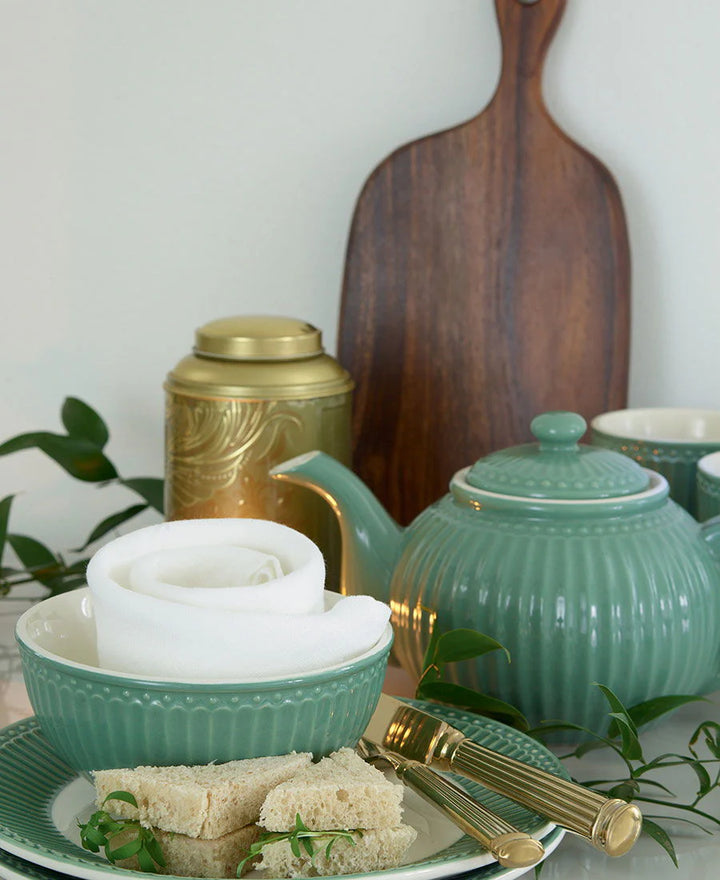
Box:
164;316;353;588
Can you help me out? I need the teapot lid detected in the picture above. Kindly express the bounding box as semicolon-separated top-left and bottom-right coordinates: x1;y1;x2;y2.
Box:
465;411;650;500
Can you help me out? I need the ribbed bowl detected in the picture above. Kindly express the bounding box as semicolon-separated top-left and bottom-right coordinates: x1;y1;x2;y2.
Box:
15;589;392;772
591;408;720;516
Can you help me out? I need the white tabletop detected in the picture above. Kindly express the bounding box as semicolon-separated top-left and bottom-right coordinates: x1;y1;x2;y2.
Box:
1;597;718;880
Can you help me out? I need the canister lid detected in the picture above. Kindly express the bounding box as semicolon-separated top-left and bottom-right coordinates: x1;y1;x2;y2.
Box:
167;315;353;400
195;316;322;361
464;411;650;500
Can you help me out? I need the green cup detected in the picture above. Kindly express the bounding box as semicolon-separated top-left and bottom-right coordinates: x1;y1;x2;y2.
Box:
591;408;720;517
698;451;720;522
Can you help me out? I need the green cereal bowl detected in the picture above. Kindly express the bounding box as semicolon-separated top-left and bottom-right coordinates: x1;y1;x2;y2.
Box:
591;407;720;516
15;589;392;772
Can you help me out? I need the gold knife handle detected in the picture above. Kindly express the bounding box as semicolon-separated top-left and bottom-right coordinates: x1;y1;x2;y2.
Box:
444;738;641;857
394;759;545;869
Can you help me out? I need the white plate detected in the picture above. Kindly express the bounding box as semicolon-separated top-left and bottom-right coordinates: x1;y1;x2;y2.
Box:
0;713;566;880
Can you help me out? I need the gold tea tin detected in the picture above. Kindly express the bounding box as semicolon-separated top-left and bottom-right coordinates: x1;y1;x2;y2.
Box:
164;316;353;588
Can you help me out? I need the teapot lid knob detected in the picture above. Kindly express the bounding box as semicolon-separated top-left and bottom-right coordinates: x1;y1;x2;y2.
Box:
531;411;587;452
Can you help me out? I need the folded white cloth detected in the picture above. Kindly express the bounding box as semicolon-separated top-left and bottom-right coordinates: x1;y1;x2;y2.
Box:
86;518;391;680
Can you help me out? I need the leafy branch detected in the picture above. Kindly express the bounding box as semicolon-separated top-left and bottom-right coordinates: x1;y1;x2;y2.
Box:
78;790;166;873
416;626;529;730
530;688;720;866
236;813;362;876
417;626;720;867
0;398;163;598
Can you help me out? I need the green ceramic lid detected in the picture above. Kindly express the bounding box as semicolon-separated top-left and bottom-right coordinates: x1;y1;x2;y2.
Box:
465;411;651;500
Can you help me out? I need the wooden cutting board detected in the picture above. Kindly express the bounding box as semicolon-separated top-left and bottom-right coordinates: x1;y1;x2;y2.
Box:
338;0;630;525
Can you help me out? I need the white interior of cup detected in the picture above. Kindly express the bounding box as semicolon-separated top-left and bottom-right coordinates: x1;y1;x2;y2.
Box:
699;451;720;479
16;588;392;685
592;408;720;444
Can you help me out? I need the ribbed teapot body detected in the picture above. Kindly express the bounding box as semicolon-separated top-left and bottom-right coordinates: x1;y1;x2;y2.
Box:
390;494;720;736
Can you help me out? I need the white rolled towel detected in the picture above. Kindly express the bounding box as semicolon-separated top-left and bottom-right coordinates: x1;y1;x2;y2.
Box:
86;518;391;680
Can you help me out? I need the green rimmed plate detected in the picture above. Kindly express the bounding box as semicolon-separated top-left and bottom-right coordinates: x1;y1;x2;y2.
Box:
0;702;567;880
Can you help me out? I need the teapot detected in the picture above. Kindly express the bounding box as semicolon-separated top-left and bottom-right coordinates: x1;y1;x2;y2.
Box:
272;412;720;734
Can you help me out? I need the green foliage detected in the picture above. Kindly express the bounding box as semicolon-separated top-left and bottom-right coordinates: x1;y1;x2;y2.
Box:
236;813;362;876
0;398;164;597
416;627;528;730
417;626;720;868
78;791;166;873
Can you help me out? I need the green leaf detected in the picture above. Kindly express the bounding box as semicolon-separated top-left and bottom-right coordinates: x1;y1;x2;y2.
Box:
75;504;148;551
641;818;678;866
0;495;13;560
108;837;143;861
624;694;708;731
434;628;510;664
690;721;720;759
607;712;644;762
596;685;644;761
38;435;118;482
0;432;118;482
81;823;108;849
103;790;139;808
7;534;67;592
61;398;110;449
8;533;57;569
0;432;54;456
420;624;443;672
608;780;639;800
121;477;164;514
416;680;529;730
135;847;159;874
144;833;166;867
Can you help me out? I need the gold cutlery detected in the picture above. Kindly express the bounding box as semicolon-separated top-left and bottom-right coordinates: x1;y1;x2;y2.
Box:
365;695;642;857
357;737;545;869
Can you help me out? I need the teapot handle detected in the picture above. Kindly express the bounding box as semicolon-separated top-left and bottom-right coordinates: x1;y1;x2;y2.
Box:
700;516;720;693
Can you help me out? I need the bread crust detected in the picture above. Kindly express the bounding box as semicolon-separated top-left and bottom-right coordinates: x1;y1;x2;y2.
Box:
94;753;312;839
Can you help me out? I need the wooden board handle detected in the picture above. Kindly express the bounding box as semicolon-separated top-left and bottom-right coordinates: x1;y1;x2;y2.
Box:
494;0;566;87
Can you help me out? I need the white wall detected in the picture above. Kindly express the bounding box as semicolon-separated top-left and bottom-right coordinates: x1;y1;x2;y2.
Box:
1;0;719;550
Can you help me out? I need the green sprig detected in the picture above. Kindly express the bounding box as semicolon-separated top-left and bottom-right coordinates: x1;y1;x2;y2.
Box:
78;790;166;873
416;627;529;730
0;398;163;598
418;626;720;868
237;813;362;876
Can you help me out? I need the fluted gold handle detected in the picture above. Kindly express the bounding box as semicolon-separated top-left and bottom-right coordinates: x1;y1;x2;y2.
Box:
443;738;641;857
395;759;545;868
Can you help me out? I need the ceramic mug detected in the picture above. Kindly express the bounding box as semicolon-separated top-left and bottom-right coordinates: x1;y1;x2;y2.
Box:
591;408;720;517
697;451;720;522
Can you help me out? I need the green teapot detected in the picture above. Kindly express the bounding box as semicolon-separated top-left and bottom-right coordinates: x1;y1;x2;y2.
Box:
272;412;720;733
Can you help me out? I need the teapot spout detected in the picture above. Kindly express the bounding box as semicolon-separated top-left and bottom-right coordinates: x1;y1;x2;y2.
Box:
270;451;402;604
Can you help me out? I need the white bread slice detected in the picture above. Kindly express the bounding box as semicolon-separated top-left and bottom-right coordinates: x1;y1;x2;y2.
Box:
257;826;417;878
114;822;260;878
259;748;404;832
93;752;312;839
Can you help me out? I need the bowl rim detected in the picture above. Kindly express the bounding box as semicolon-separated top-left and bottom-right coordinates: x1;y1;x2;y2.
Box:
15;588;393;690
591;407;720;446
